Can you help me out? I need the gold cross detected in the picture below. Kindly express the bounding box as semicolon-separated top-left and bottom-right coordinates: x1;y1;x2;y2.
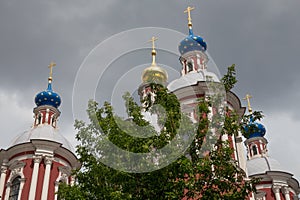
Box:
48;62;56;78
148;37;158;65
148;36;158;51
184;6;195;27
243;94;253;114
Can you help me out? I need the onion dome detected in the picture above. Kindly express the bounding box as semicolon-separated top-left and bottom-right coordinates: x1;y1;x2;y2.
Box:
35;62;61;108
35;82;61;108
244;119;266;139
141;37;168;85
243;94;266;139
178;29;207;55
142;64;168;84
178;6;207;55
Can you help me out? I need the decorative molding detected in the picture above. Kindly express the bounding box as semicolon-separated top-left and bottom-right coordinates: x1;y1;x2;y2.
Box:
281;186;290;194
44;156;54;166
254;190;266;200
8;161;26;180
57;166;71;184
1;166;7;174
58;166;71;176
9;161;26;170
235;136;243;143
19;178;26;183
5;182;11;188
33;155;43;164
272;185;281;193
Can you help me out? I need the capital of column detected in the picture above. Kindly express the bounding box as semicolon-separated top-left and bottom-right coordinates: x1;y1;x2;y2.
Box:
272;185;281;193
1;166;7;174
281;186;290;195
5;182;11;188
33;155;43;164
44;156;53;166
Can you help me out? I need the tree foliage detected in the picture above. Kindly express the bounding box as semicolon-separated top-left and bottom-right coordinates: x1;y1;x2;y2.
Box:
221;64;237;92
58;65;258;200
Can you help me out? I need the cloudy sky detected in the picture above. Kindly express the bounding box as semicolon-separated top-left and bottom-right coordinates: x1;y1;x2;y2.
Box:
1;0;300;179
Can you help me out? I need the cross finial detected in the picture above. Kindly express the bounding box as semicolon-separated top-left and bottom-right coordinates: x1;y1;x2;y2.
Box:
148;36;158;65
184;6;195;27
48;62;56;82
243;94;253;114
149;36;158;52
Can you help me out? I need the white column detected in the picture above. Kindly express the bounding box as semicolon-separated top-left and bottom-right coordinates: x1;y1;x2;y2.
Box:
41;157;53;200
28;156;42;200
45;109;50;124
4;182;11;200
235;133;247;174
0;163;8;198
18;178;26;200
282;187;290;200
272;185;282;200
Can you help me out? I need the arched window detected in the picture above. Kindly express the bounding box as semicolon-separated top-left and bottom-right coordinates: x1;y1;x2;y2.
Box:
52;116;56;127
9;176;21;200
36;113;42;125
187;62;193;72
252;145;258;156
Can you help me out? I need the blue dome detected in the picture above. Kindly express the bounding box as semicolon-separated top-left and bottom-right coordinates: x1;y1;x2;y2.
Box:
35;82;61;108
244;120;266;139
178;28;207;55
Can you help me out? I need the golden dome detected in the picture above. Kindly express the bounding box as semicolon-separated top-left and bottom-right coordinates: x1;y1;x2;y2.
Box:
141;37;168;84
141;63;168;84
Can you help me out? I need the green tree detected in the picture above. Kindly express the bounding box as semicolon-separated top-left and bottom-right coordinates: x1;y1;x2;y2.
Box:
58;65;258;200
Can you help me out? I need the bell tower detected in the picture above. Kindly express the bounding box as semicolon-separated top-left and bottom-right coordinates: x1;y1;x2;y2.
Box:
0;62;80;200
244;95;300;200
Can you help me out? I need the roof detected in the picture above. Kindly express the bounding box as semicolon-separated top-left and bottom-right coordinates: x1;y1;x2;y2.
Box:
167;71;220;92
10;124;74;152
247;157;287;176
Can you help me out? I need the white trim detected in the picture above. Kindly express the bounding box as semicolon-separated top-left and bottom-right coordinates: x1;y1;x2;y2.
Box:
231;134;238;160
282;186;291;200
272;185;282;200
4;182;10;200
28;156;42;200
4;161;26;200
0;164;8;198
41;157;53;200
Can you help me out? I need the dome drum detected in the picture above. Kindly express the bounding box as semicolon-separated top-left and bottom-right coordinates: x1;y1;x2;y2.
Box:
33;105;61;128
179;51;209;75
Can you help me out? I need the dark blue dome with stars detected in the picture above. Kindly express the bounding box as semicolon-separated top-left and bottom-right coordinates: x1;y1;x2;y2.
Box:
244;118;266;139
35;82;61;108
178;28;207;55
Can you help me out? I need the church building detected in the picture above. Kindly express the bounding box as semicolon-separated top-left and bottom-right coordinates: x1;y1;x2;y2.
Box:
0;5;299;200
0;63;80;200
